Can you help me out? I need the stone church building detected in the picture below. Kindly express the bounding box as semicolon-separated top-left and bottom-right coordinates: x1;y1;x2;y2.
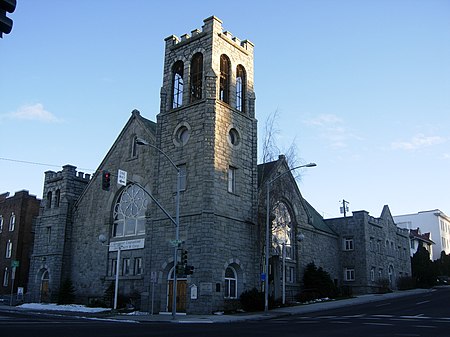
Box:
27;16;411;314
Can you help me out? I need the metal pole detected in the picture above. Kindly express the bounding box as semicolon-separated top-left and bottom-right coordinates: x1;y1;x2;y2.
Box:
282;242;286;305
263;162;316;312
151;279;155;315
172;170;181;319
264;181;270;312
114;246;121;310
135;138;182;317
9;267;15;306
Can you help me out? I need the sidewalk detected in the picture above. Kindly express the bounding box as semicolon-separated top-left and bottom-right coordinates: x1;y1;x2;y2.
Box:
0;288;431;324
113;288;431;323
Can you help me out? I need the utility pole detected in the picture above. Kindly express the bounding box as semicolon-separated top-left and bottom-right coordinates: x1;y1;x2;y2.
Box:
340;199;349;217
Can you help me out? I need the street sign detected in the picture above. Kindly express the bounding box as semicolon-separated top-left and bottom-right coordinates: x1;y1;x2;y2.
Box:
108;238;145;252
150;271;157;283
118;169;127;186
11;260;19;268
261;273;266;281
169;239;183;247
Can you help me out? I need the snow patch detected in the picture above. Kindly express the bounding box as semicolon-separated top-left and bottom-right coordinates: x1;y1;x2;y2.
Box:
18;303;110;313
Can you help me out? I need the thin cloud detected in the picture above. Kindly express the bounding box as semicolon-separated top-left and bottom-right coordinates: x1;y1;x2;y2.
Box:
391;133;446;151
306;114;343;127
8;103;61;123
304;113;360;149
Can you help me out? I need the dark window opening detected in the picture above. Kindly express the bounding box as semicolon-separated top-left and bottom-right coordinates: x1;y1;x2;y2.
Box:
47;191;52;208
55;189;60;208
219;54;230;103
190;53;203;102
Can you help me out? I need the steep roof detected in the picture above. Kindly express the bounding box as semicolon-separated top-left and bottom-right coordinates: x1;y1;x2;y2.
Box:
410;228;435;245
257;160;278;188
136;111;157;134
74;109;156;206
302;198;337;235
257;158;336;236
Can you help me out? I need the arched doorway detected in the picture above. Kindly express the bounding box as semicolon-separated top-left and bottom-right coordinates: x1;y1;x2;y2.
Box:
167;267;187;312
271;201;294;302
40;270;50;303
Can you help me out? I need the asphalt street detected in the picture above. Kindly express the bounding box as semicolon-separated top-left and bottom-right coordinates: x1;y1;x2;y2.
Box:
1;287;449;337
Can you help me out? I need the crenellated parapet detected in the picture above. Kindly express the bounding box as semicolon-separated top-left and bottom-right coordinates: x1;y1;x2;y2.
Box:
164;16;254;54
44;165;91;183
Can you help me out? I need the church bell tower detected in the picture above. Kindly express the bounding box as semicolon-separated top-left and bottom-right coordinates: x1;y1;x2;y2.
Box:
154;16;259;313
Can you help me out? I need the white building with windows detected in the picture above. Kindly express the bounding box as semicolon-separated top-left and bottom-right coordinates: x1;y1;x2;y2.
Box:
409;228;434;259
394;210;450;261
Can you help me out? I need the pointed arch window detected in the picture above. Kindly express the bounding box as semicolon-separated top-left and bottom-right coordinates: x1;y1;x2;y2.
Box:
272;201;293;259
236;65;246;112
46;191;52;208
3;267;9;287
131;136;138;158
190;53;203;102
112;184;149;237
55;189;61;208
172;61;184;108
0;215;3;233
6;240;12;258
9;212;15;232
219;54;230;103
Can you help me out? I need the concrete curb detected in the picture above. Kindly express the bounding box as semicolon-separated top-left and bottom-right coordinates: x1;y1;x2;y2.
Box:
0;288;433;324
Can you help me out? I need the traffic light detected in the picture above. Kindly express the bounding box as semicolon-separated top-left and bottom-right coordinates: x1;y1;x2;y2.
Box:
0;0;16;38
181;249;188;266
184;265;194;275
175;263;184;276
102;170;111;191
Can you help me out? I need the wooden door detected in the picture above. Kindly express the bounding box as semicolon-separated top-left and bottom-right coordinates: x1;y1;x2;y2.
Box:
40;280;49;303
168;280;187;312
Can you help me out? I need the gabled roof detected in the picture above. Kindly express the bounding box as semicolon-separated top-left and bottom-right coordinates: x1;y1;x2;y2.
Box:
410;228;435;245
74;109;156;206
257;160;278;188
137;111;157;134
302;198;337;235
257;156;336;236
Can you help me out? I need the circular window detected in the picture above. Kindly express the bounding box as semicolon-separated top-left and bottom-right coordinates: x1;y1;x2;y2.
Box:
173;123;191;146
228;128;240;146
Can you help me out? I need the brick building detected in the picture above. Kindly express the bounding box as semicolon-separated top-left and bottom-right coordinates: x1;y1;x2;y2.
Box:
0;190;40;297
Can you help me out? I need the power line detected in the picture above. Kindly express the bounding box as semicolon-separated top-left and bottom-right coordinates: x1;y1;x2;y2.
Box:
0;157;95;172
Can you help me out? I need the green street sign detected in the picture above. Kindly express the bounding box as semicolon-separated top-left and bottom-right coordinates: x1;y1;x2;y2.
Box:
11;260;19;268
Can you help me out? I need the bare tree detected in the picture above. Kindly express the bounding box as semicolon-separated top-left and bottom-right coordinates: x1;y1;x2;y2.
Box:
260;109;302;177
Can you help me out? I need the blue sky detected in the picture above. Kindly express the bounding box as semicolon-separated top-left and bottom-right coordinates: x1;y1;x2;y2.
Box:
1;0;449;219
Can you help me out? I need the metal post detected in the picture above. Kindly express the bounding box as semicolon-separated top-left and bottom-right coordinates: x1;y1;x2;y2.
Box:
135;138;181;318
114;246;121;310
9;267;15;306
282;242;286;305
264;181;270;312
264;162;316;313
151;278;155;315
172;170;181;319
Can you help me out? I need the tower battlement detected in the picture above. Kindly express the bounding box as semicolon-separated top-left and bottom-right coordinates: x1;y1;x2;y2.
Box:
44;164;91;182
164;16;254;53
